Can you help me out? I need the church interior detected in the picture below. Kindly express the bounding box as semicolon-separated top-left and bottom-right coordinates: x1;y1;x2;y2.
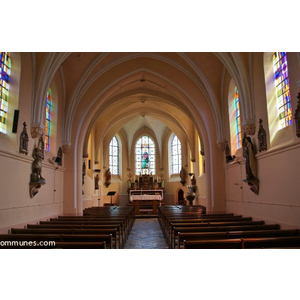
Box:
1;52;300;239
2;3;300;298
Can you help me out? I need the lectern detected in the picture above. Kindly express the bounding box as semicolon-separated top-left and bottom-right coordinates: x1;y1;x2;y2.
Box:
107;191;116;206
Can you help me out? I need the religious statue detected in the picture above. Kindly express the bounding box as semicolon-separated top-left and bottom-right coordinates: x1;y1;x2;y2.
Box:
82;161;86;185
54;147;63;166
257;119;267;152
243;134;257;180
294;92;300;138
191;175;196;186
180;167;186;186
29;134;46;198
19;122;29;155
105;168;111;187
95;174;99;190
30;134;45;183
242;133;259;194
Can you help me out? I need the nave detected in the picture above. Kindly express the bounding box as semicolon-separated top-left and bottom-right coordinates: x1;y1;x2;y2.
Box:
124;217;168;249
1;204;300;249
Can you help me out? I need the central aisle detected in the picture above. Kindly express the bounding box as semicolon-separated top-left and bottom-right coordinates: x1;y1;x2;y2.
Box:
124;217;169;249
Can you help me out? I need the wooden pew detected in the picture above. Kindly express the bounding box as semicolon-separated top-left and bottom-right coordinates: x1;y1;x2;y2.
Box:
25;224;122;248
177;229;300;249
168;221;266;247
1;239;107;249
171;224;280;248
160;215;250;241
9;228;117;249
183;236;300;249
183;239;243;249
36;220;127;245
242;236;300;249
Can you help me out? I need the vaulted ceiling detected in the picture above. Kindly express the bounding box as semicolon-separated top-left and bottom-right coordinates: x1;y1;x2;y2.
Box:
33;52;251;157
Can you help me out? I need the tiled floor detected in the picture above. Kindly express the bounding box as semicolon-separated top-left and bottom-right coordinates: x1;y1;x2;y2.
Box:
124;217;169;249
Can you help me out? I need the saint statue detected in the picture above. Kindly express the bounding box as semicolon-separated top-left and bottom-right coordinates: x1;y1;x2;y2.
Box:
257;119;267;152
243;134;257;180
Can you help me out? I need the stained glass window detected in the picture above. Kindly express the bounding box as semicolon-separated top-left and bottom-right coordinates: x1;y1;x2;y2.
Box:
109;136;119;175
273;52;292;129
45;88;52;151
234;86;242;149
135;135;155;175
171;134;182;174
0;52;11;134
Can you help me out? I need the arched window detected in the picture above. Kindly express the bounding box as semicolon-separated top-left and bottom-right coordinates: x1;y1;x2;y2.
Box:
171;134;182;174
228;81;242;154
135;135;155;175
234;86;242;149
273;52;292;129
45;88;52;151
0;52;11;134
109;136;119;175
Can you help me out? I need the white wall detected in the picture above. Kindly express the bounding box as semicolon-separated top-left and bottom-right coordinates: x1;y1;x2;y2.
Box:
225;142;300;228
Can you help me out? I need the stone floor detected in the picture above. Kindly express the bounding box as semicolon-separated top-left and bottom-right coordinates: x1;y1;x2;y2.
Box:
124;217;169;249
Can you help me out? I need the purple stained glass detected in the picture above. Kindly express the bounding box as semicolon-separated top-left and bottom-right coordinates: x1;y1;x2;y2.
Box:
273;52;293;129
0;52;10;134
45;88;52;151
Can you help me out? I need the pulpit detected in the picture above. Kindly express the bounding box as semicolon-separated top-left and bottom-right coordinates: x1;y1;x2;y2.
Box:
107;191;116;206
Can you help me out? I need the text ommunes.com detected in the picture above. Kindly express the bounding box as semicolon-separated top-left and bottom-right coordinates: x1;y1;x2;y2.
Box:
0;240;56;247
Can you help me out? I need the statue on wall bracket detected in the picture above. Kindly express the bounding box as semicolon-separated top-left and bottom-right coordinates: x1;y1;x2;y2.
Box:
29;134;46;198
257;119;267;152
295;92;300;138
105;168;111;188
19;122;29;155
242;133;259;195
180;167;186;186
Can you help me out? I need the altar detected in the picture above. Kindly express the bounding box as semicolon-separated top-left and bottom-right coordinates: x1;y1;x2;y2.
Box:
129;190;163;215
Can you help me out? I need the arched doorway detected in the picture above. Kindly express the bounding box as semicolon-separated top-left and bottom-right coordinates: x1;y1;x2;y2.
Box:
178;189;185;205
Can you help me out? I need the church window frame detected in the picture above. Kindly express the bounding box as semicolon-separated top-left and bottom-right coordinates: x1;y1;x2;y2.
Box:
0;52;11;134
273;52;293;129
135;135;156;175
228;81;242;155
171;134;182;175
109;136;119;175
45;88;52;151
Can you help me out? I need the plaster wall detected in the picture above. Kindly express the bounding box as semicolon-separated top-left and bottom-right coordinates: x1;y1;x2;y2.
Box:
0;153;64;232
225;143;300;228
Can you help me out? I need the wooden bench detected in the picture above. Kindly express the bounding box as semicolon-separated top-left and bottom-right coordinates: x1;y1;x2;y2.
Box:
183;236;300;249
1;240;107;249
168;221;266;247
25;224;122;248
171;224;280;248
160;216;252;241
183;238;243;249
36;220;127;245
9;228;117;248
176;229;300;249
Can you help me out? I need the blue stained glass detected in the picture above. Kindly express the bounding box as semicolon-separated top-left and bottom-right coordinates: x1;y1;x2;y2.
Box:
234;86;242;149
45;88;52;151
273;52;293;129
0;52;10;134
